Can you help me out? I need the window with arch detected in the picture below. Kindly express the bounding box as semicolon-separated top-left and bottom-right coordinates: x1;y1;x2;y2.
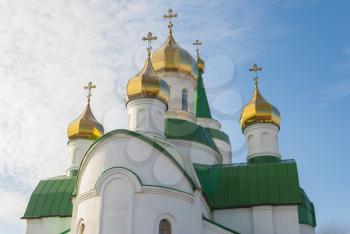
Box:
182;89;188;111
159;219;171;234
78;223;85;234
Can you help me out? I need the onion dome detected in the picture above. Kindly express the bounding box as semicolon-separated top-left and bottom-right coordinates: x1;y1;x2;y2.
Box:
151;9;198;80
126;32;170;105
240;65;281;130
67;82;104;140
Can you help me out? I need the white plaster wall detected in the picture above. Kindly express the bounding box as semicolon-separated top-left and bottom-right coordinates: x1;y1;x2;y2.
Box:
73;196;101;234
67;139;94;174
197;118;221;130
243;123;281;160
77;135;194;195
133;190;195;234
212;138;232;164
26;217;71;234
214;208;254;234
168;139;221;165
300;224;316;234
158;71;196;113
203;220;235;234
273;206;300;234
127;98;166;138
213;205;301;234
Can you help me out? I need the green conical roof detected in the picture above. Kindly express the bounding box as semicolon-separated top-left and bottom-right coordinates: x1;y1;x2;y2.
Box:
194;60;212;118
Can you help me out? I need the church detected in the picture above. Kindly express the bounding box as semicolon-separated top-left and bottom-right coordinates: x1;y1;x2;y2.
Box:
22;9;316;234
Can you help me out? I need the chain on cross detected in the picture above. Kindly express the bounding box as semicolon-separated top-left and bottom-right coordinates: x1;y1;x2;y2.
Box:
193;39;202;56
163;9;177;33
249;64;263;87
142;32;157;56
84;81;96;104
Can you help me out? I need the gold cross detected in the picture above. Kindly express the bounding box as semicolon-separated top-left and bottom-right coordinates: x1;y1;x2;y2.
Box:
84;81;96;104
193;39;202;56
249;64;262;86
142;32;157;56
163;9;177;33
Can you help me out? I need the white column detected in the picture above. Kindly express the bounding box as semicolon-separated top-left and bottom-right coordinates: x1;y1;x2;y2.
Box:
243;123;281;160
67;139;94;175
127;98;166;138
252;206;275;234
158;72;197;122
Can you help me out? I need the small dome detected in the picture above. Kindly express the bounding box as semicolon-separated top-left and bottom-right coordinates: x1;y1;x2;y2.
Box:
126;56;170;104
67;103;104;140
240;81;281;130
151;33;198;79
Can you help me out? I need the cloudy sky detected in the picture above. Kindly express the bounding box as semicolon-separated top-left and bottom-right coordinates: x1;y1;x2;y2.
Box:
0;0;349;233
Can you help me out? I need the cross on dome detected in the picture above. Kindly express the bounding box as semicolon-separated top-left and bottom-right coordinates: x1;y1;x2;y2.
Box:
142;32;157;56
249;64;263;87
84;81;96;104
163;9;178;34
193;39;202;56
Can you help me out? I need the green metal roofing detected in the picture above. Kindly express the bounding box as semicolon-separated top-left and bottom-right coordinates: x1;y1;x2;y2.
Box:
194;160;302;209
165;118;218;152
298;188;317;227
206;128;231;145
23;175;76;219
194;70;212;118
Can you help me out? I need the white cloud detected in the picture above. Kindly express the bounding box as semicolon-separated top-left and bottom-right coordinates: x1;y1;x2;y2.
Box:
0;0;276;232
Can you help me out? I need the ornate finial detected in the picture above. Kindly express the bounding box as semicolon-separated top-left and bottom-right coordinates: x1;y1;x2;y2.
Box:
142;32;157;56
193;39;202;57
84;81;96;104
163;9;178;34
249;64;262;87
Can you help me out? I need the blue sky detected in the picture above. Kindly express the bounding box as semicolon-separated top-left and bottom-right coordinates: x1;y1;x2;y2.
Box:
0;0;349;233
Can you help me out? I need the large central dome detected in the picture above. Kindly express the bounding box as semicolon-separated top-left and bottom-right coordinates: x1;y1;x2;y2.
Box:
151;33;198;79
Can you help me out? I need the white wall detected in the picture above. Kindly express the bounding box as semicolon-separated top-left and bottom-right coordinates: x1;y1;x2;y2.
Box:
243;123;281;160
213;205;300;234
300;224;316;234
127;98;166;138
26;217;71;234
67;139;94;174
158;71;196;114
168;139;222;165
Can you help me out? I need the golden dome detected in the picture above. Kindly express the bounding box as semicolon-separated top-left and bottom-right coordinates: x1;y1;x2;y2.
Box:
240;80;281;129
196;55;205;73
67;103;104;140
151;33;198;80
126;55;170;104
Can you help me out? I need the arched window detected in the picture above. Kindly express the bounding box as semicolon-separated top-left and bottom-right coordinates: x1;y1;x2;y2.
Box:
159;219;171;234
182;89;188;111
78;223;85;234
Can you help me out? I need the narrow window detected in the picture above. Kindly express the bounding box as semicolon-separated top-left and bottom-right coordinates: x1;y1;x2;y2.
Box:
78;223;85;234
182;89;188;111
159;219;171;234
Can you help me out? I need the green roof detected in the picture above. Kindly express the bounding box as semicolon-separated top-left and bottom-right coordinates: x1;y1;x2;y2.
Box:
298;188;317;227
194;70;212;118
165;118;219;152
194;160;302;209
23;175;76;219
206;128;231;145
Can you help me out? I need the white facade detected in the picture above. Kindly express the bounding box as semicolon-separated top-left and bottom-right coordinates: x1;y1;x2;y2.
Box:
127;98;167;138
67;139;94;174
243;123;281;160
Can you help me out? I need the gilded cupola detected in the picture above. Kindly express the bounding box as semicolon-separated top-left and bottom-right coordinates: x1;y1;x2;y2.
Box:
240;64;281;130
67;82;104;140
151;9;198;80
126;32;170;105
